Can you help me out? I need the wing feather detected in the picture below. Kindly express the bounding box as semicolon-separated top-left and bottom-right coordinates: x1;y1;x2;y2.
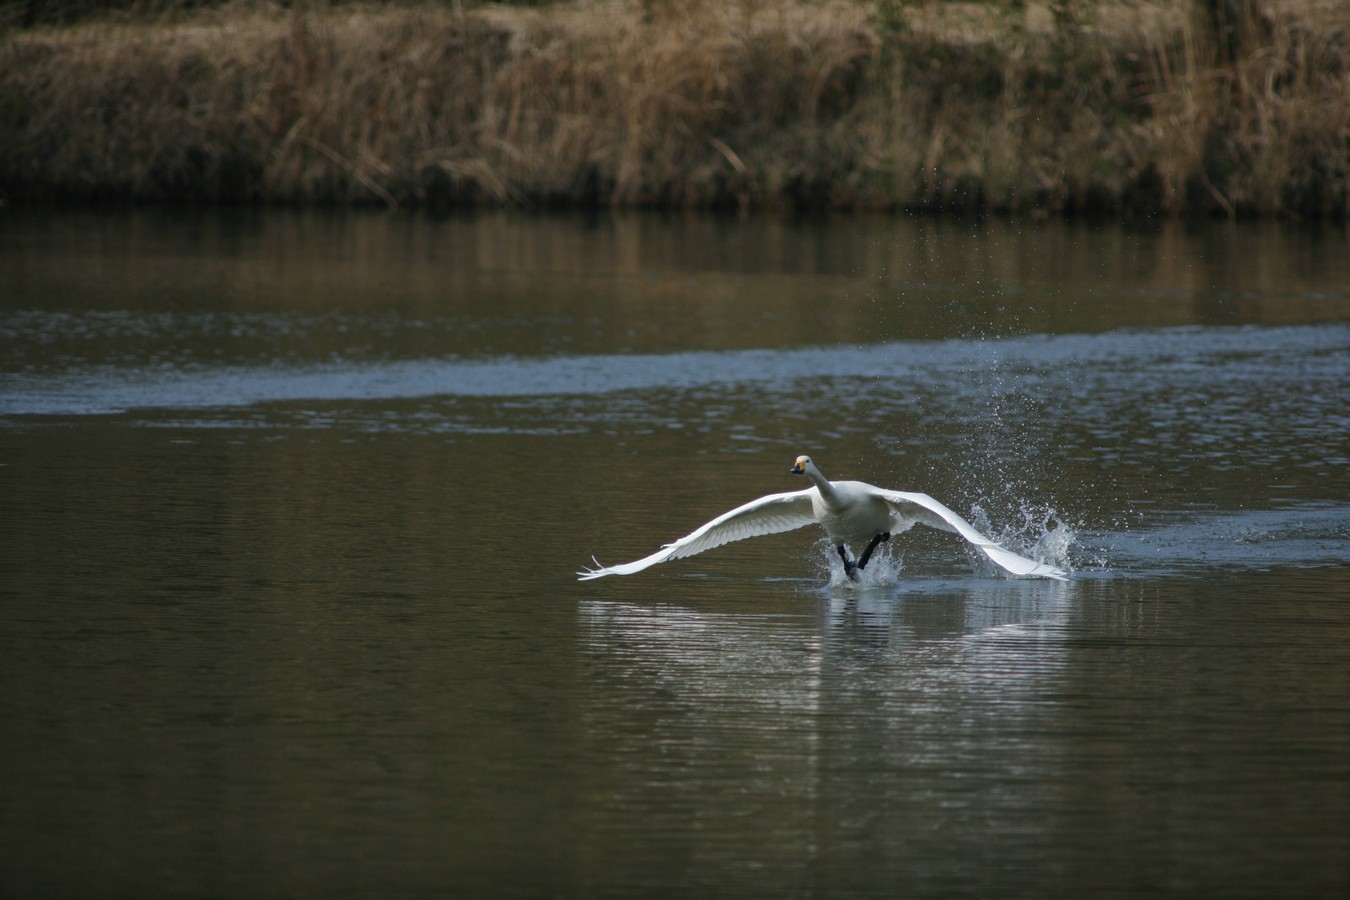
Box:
578;489;817;580
875;489;1068;580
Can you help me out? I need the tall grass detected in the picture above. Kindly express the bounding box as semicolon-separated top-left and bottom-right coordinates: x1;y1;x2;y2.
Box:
1;0;1345;216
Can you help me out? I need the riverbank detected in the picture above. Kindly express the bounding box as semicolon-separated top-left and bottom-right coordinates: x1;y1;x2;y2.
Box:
2;0;1346;217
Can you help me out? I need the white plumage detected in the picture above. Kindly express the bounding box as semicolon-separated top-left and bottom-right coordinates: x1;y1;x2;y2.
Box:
579;455;1068;581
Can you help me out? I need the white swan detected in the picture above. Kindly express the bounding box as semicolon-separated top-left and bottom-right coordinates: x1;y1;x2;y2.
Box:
579;455;1068;582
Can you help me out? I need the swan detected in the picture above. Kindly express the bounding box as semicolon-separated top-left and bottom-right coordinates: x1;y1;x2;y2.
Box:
578;455;1067;582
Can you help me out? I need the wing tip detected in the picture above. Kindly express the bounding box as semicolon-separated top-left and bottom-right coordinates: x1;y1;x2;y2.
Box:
1018;558;1070;580
980;543;1071;580
577;555;613;581
577;569;614;581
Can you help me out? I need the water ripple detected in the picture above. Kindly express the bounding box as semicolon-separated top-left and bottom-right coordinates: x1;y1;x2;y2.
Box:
3;322;1344;417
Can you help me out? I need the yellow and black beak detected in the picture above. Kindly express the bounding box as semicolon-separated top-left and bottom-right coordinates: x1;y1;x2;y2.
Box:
789;458;806;475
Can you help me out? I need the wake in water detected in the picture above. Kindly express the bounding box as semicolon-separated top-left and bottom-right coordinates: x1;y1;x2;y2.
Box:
1084;504;1349;577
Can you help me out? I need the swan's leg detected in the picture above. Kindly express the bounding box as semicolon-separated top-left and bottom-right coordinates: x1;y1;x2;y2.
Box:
857;532;891;570
837;545;860;581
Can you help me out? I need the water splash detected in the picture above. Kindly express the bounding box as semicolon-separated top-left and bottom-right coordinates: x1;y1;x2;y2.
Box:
815;541;907;590
802;498;1079;589
970;503;1079;578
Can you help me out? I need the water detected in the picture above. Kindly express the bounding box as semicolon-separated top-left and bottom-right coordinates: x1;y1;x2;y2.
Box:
2;209;1347;897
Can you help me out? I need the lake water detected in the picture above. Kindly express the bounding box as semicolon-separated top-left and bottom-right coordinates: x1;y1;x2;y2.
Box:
2;209;1347;898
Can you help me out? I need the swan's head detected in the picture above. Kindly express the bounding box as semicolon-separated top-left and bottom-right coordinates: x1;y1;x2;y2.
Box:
790;455;812;475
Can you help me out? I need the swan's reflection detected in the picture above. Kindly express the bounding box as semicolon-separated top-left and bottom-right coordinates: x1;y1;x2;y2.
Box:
574;579;1077;892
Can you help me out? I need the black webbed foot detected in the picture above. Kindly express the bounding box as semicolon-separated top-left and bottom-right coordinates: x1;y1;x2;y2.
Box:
837;545;861;582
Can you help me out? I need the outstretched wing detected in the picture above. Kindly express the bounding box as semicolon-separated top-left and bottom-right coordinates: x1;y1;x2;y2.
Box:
578;489;818;580
876;489;1068;580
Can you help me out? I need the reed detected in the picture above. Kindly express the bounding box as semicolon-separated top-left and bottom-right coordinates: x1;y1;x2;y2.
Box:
1;0;1345;217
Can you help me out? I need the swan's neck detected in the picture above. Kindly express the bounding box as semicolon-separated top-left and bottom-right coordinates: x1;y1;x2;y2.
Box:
804;463;841;504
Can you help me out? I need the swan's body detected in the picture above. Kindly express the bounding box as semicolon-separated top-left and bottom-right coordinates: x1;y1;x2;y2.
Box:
578;455;1067;582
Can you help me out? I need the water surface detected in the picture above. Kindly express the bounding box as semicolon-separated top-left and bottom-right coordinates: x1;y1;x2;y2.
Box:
2;209;1347;897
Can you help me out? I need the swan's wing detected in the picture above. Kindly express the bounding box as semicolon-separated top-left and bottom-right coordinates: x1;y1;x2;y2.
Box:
875;489;1068;580
578;489;818;580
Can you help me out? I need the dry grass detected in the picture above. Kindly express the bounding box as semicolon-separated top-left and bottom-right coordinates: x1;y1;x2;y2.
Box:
0;0;1346;216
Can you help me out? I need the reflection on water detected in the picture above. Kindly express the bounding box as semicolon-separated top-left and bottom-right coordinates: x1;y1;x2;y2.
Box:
576;567;1349;897
1;209;1348;897
4;209;1348;366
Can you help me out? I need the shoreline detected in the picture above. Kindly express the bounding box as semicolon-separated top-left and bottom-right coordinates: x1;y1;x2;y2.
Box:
2;1;1346;219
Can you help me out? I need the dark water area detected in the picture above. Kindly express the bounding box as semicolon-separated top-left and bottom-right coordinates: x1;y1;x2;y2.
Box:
2;209;1347;897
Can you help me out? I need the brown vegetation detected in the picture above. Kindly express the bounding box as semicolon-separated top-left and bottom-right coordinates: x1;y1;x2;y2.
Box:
1;0;1346;217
